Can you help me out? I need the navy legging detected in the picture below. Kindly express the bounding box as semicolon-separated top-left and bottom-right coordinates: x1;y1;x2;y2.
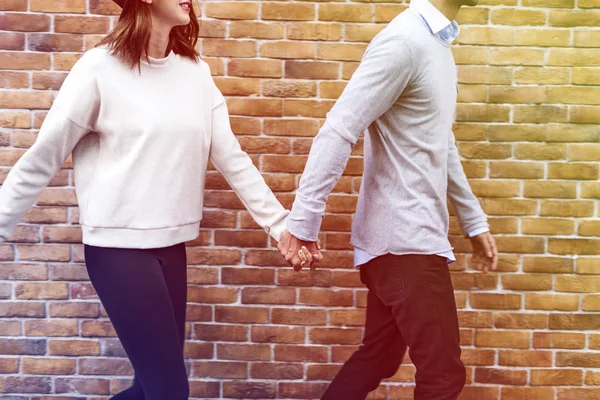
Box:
84;243;189;400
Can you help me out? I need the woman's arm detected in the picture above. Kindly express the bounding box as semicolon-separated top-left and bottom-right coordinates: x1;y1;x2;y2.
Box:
0;52;100;241
209;90;289;242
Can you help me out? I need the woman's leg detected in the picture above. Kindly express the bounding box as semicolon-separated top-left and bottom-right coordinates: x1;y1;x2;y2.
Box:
84;244;189;400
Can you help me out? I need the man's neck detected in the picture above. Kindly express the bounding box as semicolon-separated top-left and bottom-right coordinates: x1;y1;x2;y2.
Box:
428;0;461;22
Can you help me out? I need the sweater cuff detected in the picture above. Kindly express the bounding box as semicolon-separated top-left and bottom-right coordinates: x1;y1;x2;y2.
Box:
286;203;323;243
268;215;289;243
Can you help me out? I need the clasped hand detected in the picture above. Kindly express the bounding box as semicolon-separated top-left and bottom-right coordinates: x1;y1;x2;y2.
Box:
278;230;323;271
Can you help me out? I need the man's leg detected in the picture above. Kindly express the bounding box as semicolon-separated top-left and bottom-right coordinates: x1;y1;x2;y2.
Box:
322;257;408;400
368;254;466;400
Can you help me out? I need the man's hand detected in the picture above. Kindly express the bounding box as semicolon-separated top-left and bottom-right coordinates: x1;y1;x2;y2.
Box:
278;230;323;271
470;232;498;273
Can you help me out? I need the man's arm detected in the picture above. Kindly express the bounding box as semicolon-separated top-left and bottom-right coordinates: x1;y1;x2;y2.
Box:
285;35;415;249
447;131;497;272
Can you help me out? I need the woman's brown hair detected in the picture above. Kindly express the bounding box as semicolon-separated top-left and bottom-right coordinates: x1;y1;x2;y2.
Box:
98;0;200;69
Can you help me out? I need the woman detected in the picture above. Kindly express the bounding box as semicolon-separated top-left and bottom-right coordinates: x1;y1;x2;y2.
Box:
0;0;321;398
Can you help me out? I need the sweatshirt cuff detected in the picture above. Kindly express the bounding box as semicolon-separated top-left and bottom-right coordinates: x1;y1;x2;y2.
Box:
268;215;289;243
468;226;489;238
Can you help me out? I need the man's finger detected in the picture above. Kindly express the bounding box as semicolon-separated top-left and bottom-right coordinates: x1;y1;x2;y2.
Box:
480;235;493;259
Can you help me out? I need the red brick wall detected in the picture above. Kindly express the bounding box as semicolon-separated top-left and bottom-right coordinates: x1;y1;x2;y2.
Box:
1;0;600;398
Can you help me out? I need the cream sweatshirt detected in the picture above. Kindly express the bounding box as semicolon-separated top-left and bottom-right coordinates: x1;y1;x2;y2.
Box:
0;47;289;248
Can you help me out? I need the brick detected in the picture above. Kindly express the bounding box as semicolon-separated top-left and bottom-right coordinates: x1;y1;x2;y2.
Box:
457;26;514;46
457;386;499;400
374;4;408;23
499;350;552;367
217;343;270;361
31;0;85;13
274;345;328;362
203;39;256;58
581;182;600;199
262;3;316;21
205;2;258;19
221;267;274;285
192;361;247;379
186;248;241;265
318;43;367;62
534;332;585;349
285;60;339;80
54;15;109;34
0;302;46;318
0;263;47;280
49;339;100;356
242;288;295;305
250;362;303;380
0;32;25;51
272;308;327;326
0;51;51;70
194;324;248;342
548;162;599;180
32;72;68;90
541;200;594;217
230;21;283;40
25;320;77;337
184;342;214;359
523;181;576;199
309;327;362;345
0;0;27;11
459;143;511;159
453;46;488;65
516;143;567;160
227;98;282;117
278;382;329;399
15;282;68;300
200;19;226;38
251;326;305;343
556;276;600;292
475;367;527;386
277;269;333;287
28;33;83;52
526;294;579;311
457;85;487;103
0;91;53;109
22;357;76;375
49;302;99;318
570;143;600;161
549;239;600;255
550;314;600;330
319;4;372;22
288;22;342;41
557;389;600;400
583;295;600;311
284;99;336;118
470;293;522;310
0;111;30;128
489;86;545;104
557;352;600;367
188;287;238;304
489;48;545;66
514;105;568;123
299;288;353;306
0;13;51;32
55;377;110;395
516;67;571;84
78;358;132;375
549;48;600;66
502;387;556;400
456;7;490;24
455;104;510;122
483;199;537;216
571;106;600;123
488;124;545;142
494;312;548;329
4;376;51;394
451;273;497;290
475;330;530;349
261;41;315;59
586;371;600;385
491;8;547;25
262;80;316;98
578;257;600;274
572;67;600;85
516;28;571;46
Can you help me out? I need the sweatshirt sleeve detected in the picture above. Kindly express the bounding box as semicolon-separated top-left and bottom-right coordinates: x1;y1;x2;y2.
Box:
447;130;489;235
209;86;290;242
0;51;100;241
286;35;414;242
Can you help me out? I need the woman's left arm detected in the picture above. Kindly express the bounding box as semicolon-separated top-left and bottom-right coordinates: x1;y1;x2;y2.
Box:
209;94;289;242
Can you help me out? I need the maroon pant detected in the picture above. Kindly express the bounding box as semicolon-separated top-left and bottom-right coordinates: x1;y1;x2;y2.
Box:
322;254;466;400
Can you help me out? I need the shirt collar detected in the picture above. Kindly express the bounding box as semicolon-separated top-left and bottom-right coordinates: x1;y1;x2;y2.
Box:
409;0;455;35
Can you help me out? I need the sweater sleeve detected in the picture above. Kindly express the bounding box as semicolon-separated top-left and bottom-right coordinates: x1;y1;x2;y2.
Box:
0;52;100;241
447;130;489;235
209;87;289;242
286;36;414;242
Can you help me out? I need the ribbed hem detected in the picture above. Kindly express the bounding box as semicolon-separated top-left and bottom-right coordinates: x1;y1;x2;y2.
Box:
81;221;200;249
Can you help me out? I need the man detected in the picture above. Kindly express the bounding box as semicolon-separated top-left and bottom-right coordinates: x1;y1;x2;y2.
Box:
277;0;498;398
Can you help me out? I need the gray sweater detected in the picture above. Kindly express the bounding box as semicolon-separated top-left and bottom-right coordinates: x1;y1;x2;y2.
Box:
287;8;489;256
